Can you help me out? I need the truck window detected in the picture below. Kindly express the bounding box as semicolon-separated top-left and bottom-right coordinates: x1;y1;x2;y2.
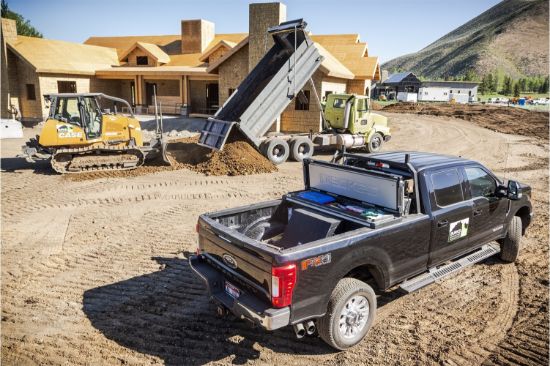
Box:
356;98;367;112
332;98;346;108
464;167;496;198
431;168;464;207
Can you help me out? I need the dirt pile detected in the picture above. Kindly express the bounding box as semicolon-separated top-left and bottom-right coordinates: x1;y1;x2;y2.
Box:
383;103;549;140
166;135;276;176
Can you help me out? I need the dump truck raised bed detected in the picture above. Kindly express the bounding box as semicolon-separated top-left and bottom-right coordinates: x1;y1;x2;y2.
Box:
190;151;532;350
199;19;391;164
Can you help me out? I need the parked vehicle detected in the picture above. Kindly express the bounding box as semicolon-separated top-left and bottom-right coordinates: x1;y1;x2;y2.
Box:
190;151;532;350
199;19;391;164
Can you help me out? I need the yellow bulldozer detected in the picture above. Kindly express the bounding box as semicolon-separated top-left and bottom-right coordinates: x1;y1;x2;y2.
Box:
21;93;170;173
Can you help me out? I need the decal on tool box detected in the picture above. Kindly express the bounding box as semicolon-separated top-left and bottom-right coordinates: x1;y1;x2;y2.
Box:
448;218;469;242
301;253;331;270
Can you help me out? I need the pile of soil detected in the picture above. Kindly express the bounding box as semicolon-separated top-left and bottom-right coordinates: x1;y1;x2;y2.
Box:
65;134;276;181
166;135;276;176
382;103;549;140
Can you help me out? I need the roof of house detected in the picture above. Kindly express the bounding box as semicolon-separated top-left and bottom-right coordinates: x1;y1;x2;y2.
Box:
7;36;119;75
383;71;420;84
421;81;479;88
119;42;171;64
198;40;237;62
85;33;247;65
315;43;354;79
208;34;380;80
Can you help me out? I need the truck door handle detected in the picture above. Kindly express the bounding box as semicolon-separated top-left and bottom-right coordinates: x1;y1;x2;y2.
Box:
473;208;483;216
437;220;449;228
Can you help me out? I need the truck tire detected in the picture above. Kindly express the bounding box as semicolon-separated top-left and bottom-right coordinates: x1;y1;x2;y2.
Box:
264;138;289;165
290;137;314;162
500;216;522;263
317;278;376;350
366;132;383;153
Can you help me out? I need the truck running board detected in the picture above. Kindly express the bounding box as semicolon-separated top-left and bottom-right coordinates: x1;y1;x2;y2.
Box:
399;244;500;294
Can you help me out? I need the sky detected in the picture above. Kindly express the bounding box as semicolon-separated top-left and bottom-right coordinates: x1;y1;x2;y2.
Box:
8;0;502;63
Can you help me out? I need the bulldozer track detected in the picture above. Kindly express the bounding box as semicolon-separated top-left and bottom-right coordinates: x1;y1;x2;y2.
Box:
51;146;145;174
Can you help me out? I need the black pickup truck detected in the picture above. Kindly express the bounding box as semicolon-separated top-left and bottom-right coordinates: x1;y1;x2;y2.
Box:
190;151;532;350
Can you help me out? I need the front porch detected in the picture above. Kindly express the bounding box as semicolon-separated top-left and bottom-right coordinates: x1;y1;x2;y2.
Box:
94;70;219;117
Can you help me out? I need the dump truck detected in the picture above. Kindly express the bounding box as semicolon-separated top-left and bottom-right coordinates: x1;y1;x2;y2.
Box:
199;19;391;164
21;93;169;173
190;151;532;349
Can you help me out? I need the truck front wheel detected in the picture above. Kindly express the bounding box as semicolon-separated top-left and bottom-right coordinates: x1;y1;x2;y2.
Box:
317;278;376;350
500;216;522;263
366;132;383;153
263;138;289;165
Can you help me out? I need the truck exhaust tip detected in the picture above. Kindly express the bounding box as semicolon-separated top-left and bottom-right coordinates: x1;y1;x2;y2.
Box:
305;320;316;335
293;323;306;338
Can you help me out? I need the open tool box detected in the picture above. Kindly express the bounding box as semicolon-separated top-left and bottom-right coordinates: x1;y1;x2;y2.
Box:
283;159;409;229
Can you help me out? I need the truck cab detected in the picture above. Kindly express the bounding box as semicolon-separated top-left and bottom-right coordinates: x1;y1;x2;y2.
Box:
324;94;390;138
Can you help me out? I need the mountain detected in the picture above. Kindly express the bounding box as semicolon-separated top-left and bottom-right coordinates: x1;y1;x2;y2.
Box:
382;0;549;79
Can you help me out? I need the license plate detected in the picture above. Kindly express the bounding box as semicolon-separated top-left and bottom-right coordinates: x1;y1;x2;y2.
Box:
224;281;240;299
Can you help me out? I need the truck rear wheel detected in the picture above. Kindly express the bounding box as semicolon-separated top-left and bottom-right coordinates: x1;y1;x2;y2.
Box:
366;132;383;153
317;278;376;350
263;138;289;165
290;137;314;162
500;216;522;263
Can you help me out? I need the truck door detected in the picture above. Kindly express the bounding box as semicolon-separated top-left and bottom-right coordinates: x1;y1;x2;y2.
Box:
426;167;473;266
462;165;508;245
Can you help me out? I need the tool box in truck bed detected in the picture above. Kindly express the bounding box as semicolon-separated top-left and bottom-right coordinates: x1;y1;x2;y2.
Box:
190;151;532;350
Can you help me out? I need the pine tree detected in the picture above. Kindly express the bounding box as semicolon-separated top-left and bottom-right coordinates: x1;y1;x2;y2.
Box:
491;73;499;93
0;0;42;38
539;76;549;94
502;76;513;95
513;82;520;97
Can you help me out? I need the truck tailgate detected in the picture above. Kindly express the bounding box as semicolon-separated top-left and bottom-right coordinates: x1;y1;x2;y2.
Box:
198;216;274;303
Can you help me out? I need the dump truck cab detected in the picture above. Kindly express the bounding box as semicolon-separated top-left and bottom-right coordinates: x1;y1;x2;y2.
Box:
324;93;390;149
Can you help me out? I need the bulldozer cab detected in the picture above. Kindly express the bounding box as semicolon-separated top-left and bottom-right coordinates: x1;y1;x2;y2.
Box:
48;94;103;140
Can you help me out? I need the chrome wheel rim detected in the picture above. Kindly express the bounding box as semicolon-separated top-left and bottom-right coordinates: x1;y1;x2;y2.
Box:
338;295;369;339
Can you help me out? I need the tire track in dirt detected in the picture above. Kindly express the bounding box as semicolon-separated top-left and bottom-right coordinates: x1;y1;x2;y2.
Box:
2;114;548;365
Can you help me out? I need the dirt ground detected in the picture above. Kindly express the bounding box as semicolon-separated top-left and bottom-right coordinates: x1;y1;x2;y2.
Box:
1;112;548;365
383;102;549;141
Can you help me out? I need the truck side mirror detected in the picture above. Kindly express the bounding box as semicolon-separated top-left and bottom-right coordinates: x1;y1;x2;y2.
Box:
495;184;508;197
507;180;522;200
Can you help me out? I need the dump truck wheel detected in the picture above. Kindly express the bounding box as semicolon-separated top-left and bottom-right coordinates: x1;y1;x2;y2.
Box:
317;278;376;350
500;216;522;263
264;138;289;165
366;132;383;153
290;137;314;162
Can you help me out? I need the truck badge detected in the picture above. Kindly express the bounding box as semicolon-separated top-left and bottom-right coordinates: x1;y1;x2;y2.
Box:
448;218;469;242
222;254;238;269
301;253;331;270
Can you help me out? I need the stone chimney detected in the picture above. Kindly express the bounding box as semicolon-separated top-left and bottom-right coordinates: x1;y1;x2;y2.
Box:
181;19;215;54
248;2;286;70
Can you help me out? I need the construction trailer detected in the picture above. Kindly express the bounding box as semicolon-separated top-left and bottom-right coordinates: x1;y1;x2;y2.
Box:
199;19;391;164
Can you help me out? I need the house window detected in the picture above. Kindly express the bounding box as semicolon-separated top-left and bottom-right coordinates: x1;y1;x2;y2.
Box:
295;90;310;111
57;81;77;93
26;84;36;100
450;89;453;93
136;56;148;66
228;88;235;97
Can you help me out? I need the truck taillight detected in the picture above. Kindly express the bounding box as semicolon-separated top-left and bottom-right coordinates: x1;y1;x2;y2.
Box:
271;263;296;308
196;222;200;233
